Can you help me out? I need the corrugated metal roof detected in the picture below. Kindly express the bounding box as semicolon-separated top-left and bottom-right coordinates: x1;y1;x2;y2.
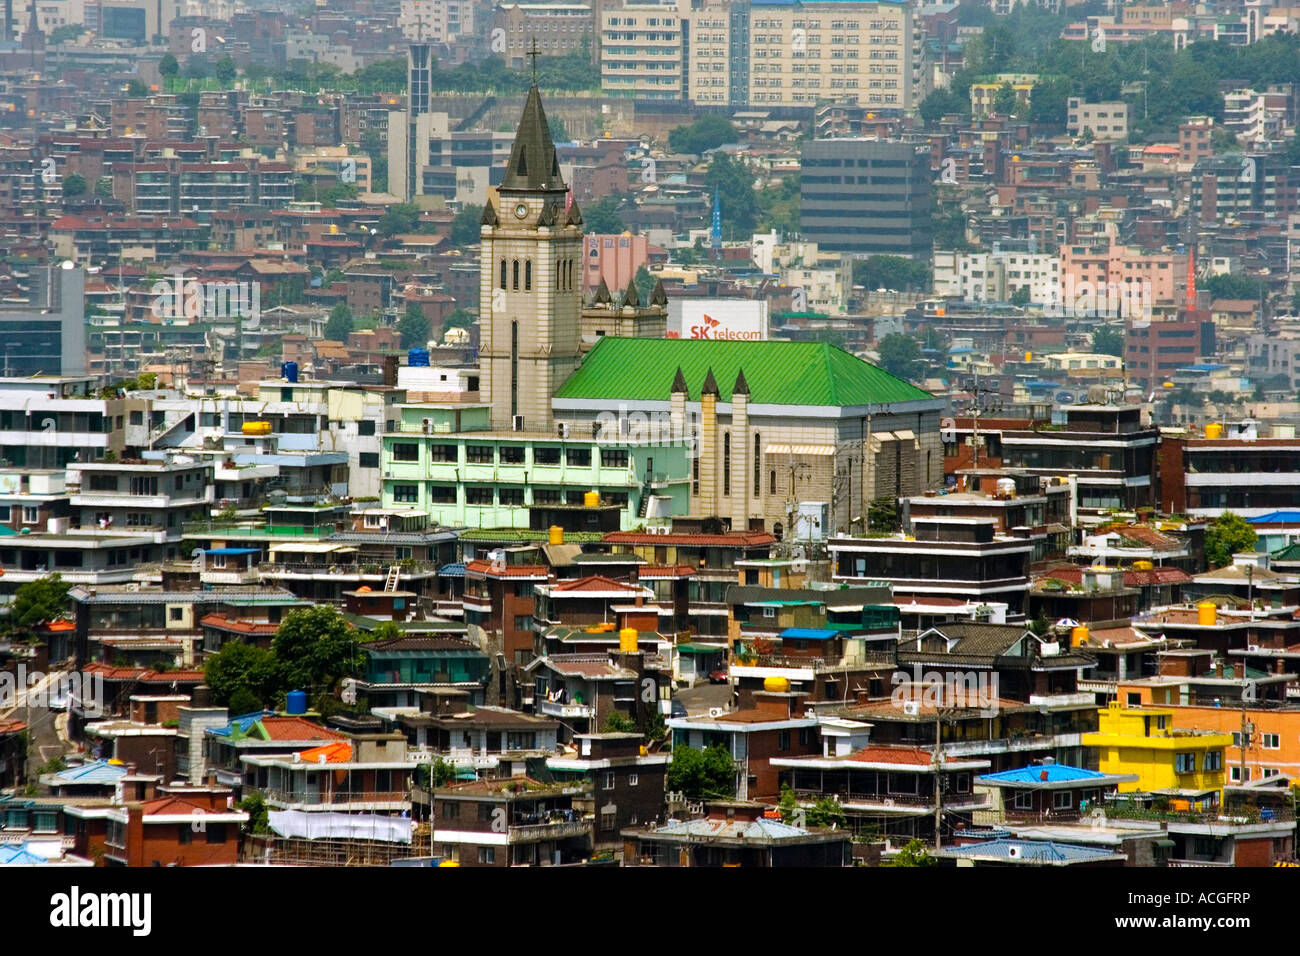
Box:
554;338;934;407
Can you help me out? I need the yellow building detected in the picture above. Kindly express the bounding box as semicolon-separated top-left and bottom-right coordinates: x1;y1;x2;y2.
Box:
1082;702;1231;810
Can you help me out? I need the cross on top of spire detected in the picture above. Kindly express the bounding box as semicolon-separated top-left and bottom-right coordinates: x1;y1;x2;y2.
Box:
526;37;540;84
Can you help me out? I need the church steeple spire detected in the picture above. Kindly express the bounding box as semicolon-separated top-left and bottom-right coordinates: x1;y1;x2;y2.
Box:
500;84;565;193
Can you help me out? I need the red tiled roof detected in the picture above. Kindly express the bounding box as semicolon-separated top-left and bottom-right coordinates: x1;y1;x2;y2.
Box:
258;716;346;741
846;746;934;766
199;612;278;635
602;531;776;547
638;564;696;578
549;575;643;593
142;795;220;818
138;670;206;683
1040;565;1189;588
0;719;26;735
465;559;549;578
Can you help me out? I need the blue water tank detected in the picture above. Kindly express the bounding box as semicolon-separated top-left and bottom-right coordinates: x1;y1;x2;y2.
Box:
408;347;430;368
281;361;299;383
285;689;307;715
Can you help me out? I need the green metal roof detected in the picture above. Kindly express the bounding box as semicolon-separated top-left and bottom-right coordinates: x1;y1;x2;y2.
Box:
554;337;933;407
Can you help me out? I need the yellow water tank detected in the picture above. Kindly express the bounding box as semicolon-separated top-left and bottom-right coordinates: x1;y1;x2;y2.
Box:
763;675;790;693
1024;351;1032;362
437;860;461;867
1205;422;1223;439
584;491;600;508
619;627;639;653
1071;625;1089;647
1198;601;1217;626
1134;559;1153;571
548;525;564;546
242;420;272;436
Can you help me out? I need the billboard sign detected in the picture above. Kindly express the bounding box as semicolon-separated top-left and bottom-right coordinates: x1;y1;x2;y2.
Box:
667;299;768;341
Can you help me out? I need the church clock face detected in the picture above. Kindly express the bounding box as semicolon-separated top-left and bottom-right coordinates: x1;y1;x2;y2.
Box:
514;202;529;219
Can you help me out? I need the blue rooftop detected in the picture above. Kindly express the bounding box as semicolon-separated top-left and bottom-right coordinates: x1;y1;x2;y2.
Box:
207;710;276;738
205;547;261;556
50;759;128;785
940;839;1119;864
1248;512;1300;524
438;563;467;578
780;627;837;641
978;764;1114;785
0;843;49;865
1176;364;1229;373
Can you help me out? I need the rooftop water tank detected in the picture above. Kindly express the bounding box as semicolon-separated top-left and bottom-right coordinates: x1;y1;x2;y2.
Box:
548;525;564;546
280;361;298;383
763;676;790;693
286;689;307;715
1205;422;1223;439
1197;601;1216;627
408;347;430;368
619;627;639;654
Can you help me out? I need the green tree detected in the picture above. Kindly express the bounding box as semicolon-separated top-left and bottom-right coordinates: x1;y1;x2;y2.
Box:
94;177;113;198
919;88;969;124
158;53;179;77
214;56;237;86
61;173;86;198
236;792;270;834
399;302;431;349
704;152;759;237
887;837;937;866
450;203;483;247
126;79;148;97
227;686;263;716
876;333;924;381
603;711;638;733
1009;284;1031;306
1205;512;1258;569
1203;273;1266;301
778;782;799;823
1092;324;1125;357
667;114;738;155
203;641;279;708
271;606;363;697
853;255;930;292
583;194;626;234
667;744;736;799
8;575;71;637
806;796;847;829
634;265;654;305
1028;76;1073;127
376;202;421;236
992;82;1018;116
363;620;405;643
325;302;354;341
548;114;569;143
416;757;457;789
867;496;901;533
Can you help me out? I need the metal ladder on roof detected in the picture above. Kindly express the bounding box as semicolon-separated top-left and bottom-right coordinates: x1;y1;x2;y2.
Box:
384;565;400;592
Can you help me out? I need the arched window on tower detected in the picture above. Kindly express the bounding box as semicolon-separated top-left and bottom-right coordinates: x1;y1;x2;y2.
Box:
500;259;507;290
753;432;762;498
512;259;519;291
525;260;532;291
723;431;731;497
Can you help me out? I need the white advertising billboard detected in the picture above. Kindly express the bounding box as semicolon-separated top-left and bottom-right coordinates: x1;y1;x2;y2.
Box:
667;299;768;341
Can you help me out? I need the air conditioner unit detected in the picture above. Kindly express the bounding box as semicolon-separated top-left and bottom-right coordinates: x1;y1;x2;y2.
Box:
422;418;432;433
512;415;524;432
902;701;920;716
557;422;570;438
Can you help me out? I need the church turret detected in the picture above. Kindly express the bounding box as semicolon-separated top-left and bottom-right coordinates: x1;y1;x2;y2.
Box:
478;83;583;432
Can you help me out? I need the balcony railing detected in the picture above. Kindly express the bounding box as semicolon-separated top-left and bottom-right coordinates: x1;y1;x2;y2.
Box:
260;789;411;807
508;819;592;843
538;700;594;719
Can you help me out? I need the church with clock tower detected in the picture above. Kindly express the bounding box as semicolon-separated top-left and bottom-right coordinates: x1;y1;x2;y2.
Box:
477;83;586;434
